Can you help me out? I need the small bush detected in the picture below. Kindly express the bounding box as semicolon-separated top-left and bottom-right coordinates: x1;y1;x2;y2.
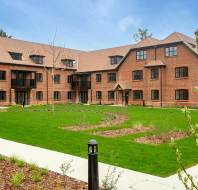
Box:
29;163;39;171
0;155;5;161
11;171;25;187
40;168;48;176
31;171;42;182
10;155;18;164
16;160;25;168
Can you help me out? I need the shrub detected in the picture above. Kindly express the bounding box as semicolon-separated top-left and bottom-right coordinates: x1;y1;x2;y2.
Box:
31;171;42;182
11;171;25;187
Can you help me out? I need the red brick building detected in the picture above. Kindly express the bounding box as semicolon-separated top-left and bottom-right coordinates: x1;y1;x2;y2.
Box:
0;32;197;107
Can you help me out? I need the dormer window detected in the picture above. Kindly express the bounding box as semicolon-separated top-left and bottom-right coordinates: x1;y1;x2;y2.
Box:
9;52;22;60
61;59;75;67
30;55;44;64
109;55;123;65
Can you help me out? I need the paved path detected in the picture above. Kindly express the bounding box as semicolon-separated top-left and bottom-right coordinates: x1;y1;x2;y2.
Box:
0;138;197;190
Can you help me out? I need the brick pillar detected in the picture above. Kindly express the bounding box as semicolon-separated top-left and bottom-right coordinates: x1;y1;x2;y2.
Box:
30;89;36;105
10;89;16;105
88;89;92;104
76;90;80;103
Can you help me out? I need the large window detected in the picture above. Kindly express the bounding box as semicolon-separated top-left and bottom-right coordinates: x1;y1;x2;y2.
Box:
108;91;115;100
175;89;189;100
110;56;123;65
36;73;43;82
96;74;101;82
54;74;60;84
165;46;177;57
36;91;43;100
132;70;143;80
175;67;188;78
0;71;6;80
151;90;159;100
133;90;143;100
0;91;6;101
136;50;147;60
62;59;75;68
30;55;44;64
54;91;61;100
151;68;159;79
108;73;116;82
96;91;102;99
9;52;22;60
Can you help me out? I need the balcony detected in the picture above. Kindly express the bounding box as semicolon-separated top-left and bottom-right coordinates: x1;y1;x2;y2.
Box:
71;81;91;91
11;79;36;89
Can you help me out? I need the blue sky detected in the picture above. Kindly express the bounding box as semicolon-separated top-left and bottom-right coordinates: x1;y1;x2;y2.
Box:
0;0;197;50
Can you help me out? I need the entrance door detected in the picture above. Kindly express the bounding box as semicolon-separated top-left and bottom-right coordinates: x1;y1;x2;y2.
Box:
15;91;29;105
79;91;88;103
124;91;129;105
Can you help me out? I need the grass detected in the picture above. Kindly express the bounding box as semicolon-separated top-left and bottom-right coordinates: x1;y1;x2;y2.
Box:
0;104;198;177
11;171;25;187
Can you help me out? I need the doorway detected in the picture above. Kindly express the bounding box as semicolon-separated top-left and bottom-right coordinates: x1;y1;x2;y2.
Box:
79;91;88;103
15;91;30;105
124;91;129;105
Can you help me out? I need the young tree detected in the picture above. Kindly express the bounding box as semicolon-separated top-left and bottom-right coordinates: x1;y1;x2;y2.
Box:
195;29;198;51
0;29;12;38
133;28;152;42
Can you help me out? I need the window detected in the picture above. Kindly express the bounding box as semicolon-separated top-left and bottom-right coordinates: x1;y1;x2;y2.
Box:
175;67;188;78
36;91;43;100
110;56;123;65
30;55;44;64
67;75;73;83
96;74;101;82
108;73;116;82
9;52;22;60
0;91;6;101
96;91;102;99
151;90;159;100
132;70;143;80
175;89;189;100
36;73;43;82
54;91;61;100
136;50;147;60
133;90;143;100
0;71;6;80
151;68;159;79
54;74;60;84
108;91;114;100
67;91;72;99
165;46;177;57
62;59;75;67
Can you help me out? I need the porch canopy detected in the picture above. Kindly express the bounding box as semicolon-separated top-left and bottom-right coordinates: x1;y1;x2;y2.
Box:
113;81;131;91
144;60;166;67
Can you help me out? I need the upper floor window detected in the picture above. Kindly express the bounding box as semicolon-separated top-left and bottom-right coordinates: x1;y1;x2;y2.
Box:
175;89;189;100
9;52;22;60
151;68;159;79
54;91;61;100
36;73;43;82
108;73;116;82
132;70;143;80
30;55;44;64
36;91;43;100
108;91;115;100
0;91;6;101
54;74;60;84
133;90;143;100
62;59;75;68
165;46;177;57
151;90;159;100
175;67;188;78
109;56;123;65
96;91;102;99
96;74;101;82
67;75;73;83
0;71;6;80
136;50;147;60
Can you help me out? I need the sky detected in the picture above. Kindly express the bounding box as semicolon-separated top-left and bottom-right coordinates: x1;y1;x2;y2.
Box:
0;0;197;51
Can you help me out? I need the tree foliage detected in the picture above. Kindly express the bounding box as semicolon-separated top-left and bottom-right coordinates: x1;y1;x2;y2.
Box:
0;29;12;38
133;28;152;42
195;29;198;47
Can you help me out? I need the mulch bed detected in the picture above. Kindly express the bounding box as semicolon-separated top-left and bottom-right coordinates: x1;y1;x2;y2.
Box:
0;158;88;190
134;131;189;145
94;124;153;138
65;113;128;131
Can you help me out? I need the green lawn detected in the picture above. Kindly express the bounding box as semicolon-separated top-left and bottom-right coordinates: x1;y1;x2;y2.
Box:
0;104;198;177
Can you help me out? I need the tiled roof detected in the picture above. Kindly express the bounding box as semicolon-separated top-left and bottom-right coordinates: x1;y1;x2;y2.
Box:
113;81;131;90
144;60;166;67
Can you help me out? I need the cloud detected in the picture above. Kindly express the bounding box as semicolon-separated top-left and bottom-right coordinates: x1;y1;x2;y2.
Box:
118;15;140;31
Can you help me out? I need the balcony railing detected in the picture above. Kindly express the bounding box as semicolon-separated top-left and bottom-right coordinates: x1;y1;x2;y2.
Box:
11;79;36;89
71;81;91;91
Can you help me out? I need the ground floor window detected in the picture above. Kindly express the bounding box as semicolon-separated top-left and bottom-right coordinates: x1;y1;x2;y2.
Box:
0;91;6;101
67;91;73;99
108;91;115;100
54;91;61;100
151;90;159;100
36;91;43;100
96;91;102;99
133;90;143;100
175;89;189;100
